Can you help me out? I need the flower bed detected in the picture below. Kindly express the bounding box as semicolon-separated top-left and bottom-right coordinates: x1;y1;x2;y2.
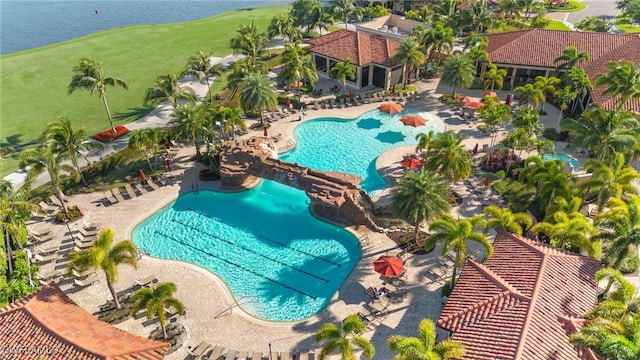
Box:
93;125;129;143
483;150;522;172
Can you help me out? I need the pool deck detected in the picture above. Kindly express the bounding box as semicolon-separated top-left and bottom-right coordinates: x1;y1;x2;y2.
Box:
27;79;572;359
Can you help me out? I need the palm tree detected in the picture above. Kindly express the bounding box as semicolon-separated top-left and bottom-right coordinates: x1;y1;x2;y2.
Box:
330;59;357;95
422;22;454;65
128;128;162;171
469;0;494;32
144;73;196;109
388;318;465;360
482;64;507;91
569;314;640;360
67;228;138;310
514;83;544;108
588;268;639;323
533;75;560;113
315;313;375;360
482;205;532;236
0;185;37;277
512;105;541;139
392;37;425;88
290;0;323;34
330;0;362;29
68;57;129;133
229;21;268;67
440;54;475;96
42;116;103;186
582;154;639;210
308;5;334;36
425;214;492;284
478;101;512;166
219;106;246;140
561;106;640;162
554;86;577;128
562;67;592;113
594;196;640;270
544;196;583;222
130;282;184;339
553;46;590;72
239;71;278;125
186;51;223;103
500;0;521;24
462;32;488;51
415;130;435;153
531;212;599;257
391;171;450;246
467;46;489;71
423;131;472;183
280;41;318;90
595;60;640;111
171;103;206;159
20;146;79;215
533;164;572;211
268;14;299;45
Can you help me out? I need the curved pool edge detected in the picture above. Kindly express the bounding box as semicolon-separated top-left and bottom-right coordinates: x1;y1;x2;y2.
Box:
126;187;367;326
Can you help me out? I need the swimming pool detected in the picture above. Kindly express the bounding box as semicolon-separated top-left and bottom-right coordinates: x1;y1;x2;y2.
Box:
132;180;360;321
542;152;580;170
281;109;445;193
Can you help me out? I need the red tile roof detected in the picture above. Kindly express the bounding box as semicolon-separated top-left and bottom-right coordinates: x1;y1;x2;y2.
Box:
0;283;169;360
437;230;601;360
484;29;640;112
306;29;399;67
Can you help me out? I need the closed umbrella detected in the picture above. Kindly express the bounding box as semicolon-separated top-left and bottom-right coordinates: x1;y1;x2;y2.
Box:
373;256;405;278
392;84;396;95
139;169;147;183
399;114;427;127
472;143;479;154
291;81;303;88
166;159;172;171
378;102;404;114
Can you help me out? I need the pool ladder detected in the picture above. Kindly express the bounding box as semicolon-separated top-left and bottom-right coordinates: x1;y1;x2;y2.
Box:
214;295;258;318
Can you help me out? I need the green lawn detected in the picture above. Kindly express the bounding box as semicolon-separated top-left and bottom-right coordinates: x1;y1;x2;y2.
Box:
616;15;640;33
545;19;572;31
547;0;587;12
0;6;288;177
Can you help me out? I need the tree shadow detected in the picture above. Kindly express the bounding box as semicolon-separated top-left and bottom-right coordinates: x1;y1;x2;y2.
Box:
112;106;155;123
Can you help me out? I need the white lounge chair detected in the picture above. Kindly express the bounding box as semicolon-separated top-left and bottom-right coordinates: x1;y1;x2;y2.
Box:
189;342;212;358
38;201;58;214
74;273;99;287
250;352;263;360
134;274;157;288
35;252;58;264
208;346;226;360
82;218;100;231
224;350;238;360
111;188;125;202
237;351;249;359
37;269;63;283
298;349;309;360
123;183;137;198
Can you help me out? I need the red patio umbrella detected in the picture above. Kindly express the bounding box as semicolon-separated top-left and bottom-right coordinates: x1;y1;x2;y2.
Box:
482;90;498;98
373;256;405;278
458;95;473;104
379;102;404;114
166;159;172;171
401;156;423;170
467;101;483;110
138;169;146;182
400;114;427;127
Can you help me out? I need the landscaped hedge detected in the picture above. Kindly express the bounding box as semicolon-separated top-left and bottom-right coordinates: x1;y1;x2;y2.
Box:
93;126;129;143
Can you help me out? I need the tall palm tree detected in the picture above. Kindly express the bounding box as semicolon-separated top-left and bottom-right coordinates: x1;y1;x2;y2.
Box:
531;212;599;257
144;73;196;109
482;205;532;236
594;196;640;270
582;154;639;210
571;315;640;360
68;57;129;133
544;196;583;223
330;0;362;28
290;0;323;33
426;214;492;284
440;54;475;96
67;228;138;310
393;36;425;88
130;282;184;339
533;75;560;112
186;51;223;103
554;86;577;128
467;46;489;71
514;83;544;108
562;67;592;113
330;59;357;95
128;128;162;171
422;22;454;65
500;0;521;24
469;0;494;32
268;14;299;45
512;105;541;139
553;46;590;72
239;71;278;125
171;103;206;159
315;313;375;360
42;116;103;186
308;5;334;36
462;32;488;51
388;318;465;360
415;130;435;153
423;131;472;183
533;164;572;211
391;171;450;246
230;21;268;67
482;64;507;91
0;185;37;277
219;106;246;140
588;268;639;323
280;41;318;90
561;106;640;162
595;60;640;111
20;146;79;215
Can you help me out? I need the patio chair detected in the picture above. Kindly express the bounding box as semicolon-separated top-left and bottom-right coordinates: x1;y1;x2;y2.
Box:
224;349;238;360
124;183;139;198
135;274;158;288
35;252;58;264
29;226;52;238
28;233;54;245
278;352;291;360
311;101;319;110
206;346;226;360
249;352;263;360
78;226;98;239
38;201;59;215
81;218;100;231
189;342;212;359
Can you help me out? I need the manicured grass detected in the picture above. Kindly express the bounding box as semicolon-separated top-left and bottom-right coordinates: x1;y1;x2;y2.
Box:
616;15;640;33
0;6;288;177
545;19;572;31
547;0;586;12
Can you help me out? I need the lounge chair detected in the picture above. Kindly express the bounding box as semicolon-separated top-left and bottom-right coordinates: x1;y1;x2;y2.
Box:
111;188;125;203
206;346;226;360
250;352;263;360
224;349;238;360
237;351;249;359
35;252;58;264
38;201;59;215
74;272;99;287
74;238;95;250
146;178;160;190
78;226;98;238
28;232;54;244
102;192;118;206
189;341;212;358
135;274;157;288
82;218;100;231
124;183;139;198
278;351;290;360
73;268;95;278
37;269;63;283
134;182;148;195
298;349;309;360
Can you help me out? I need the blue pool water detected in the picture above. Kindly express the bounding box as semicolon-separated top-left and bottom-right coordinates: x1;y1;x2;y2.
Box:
133;180;360;321
542;152;580;170
281;109;445;193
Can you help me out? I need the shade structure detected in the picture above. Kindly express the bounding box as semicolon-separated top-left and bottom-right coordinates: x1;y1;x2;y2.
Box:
291;81;303;88
400;114;427;127
467;101;483;110
374;256;405;278
482;90;498;98
401;156;423;170
379;102;404;114
138;169;146;182
458;95;473;104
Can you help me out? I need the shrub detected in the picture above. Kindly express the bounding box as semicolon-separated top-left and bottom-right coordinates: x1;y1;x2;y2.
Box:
199;168;219;181
55;205;83;222
483;149;522;172
618;249;639;274
93;126;129;143
543;128;560;141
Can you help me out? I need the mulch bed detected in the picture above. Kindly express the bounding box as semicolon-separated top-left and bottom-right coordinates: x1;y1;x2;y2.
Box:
95;296;132;325
149;323;186;354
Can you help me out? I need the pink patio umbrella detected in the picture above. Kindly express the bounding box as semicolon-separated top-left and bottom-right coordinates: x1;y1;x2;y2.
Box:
399;114;427;127
379;102;404;114
467;101;483;110
458;95;473;104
